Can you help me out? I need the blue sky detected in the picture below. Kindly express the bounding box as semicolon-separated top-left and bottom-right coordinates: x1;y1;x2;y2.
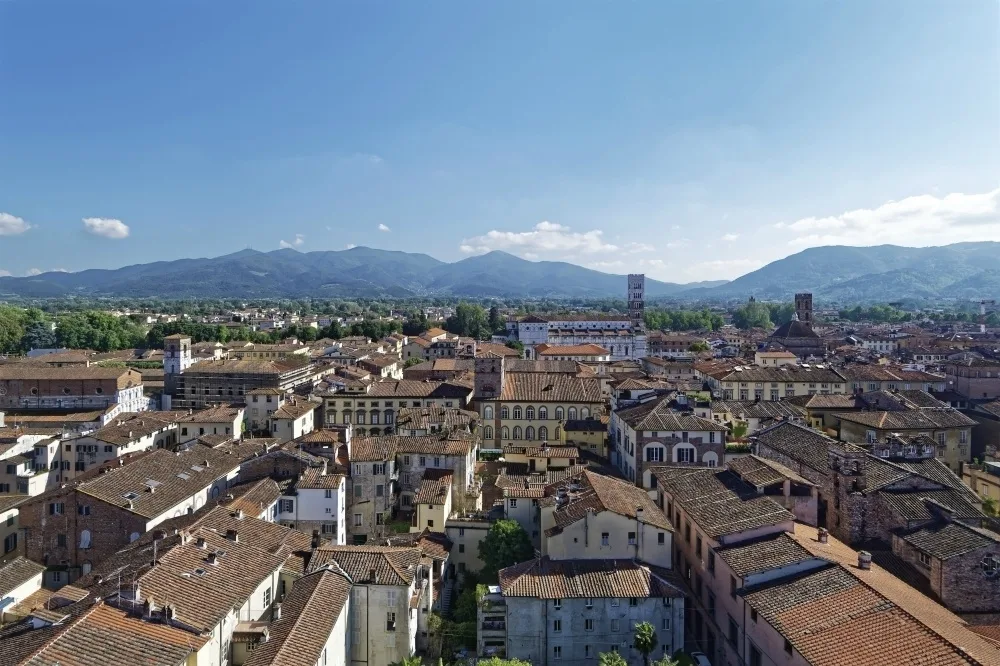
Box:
1;1;997;283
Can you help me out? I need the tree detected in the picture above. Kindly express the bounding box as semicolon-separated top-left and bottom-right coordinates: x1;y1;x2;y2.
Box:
478;519;534;583
477;659;532;666
21;320;56;351
404;357;423;368
634;621;658;666
444;302;490;339
983;496;998;517
732;300;773;330
390;657;423;666
505;340;524;354
598;652;628;666
403;313;430;336
488;305;504;333
687;341;709;352
0;306;27;354
651;657;680;666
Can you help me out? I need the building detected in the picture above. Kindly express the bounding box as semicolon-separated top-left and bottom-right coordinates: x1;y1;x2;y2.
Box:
833;408;977;472
162;333;192;409
611;395;727;485
18;446;243;584
394;433;479;514
766;293;825;359
226;342;311;360
945;357;1000;399
269;397;317;442
319;379;474;436
0;557;44;621
173;357;316;410
477;356;604;450
0;366;146;421
694;400;806;436
753;350;797;367
62;412;181;480
713;364;847;401
347;437;398;543
838;364;947;393
412;470;452;533
963;460;1000;504
177;405;244;444
245;387;289;431
307;545;428;666
560;416;609;459
534;343;611;362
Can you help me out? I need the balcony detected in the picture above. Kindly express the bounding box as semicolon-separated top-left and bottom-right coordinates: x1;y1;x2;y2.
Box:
481;620;506;633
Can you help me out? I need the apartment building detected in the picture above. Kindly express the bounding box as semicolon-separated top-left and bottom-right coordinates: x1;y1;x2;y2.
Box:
347;438;398;543
611;396;727;485
0;365;146;421
944;357;1000;399
395;433;479;513
61;412;180;481
177;404;244;444
713;365;847;401
269;397;317;442
319;379;474;436
838;364;947;394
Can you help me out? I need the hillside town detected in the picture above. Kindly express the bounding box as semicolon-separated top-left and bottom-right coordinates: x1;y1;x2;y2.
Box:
0;277;999;666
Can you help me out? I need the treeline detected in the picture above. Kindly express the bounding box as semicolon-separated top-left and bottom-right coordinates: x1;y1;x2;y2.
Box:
731;301;795;330
644;308;724;332
0;307;147;354
146;319;403;349
837;305;912;324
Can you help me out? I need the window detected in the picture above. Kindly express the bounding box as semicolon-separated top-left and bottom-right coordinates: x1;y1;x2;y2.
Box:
419;456;426;466
553;619;562;632
696;535;702;559
676;446;694;463
730;575;737;599
553;646;562;660
601;532;609;546
611;619;620;632
628;531;636;545
646;446;664;463
553;598;562;609
325;489;333;499
585;597;593;608
3;533;16;554
750;645;762;666
555;407;564;420
484;406;494;420
629;597;638;607
354;485;363;498
279;499;294;513
658;532;665;545
917;551;932;567
353;514;362;527
458;544;465;553
104;445;113;453
79;530;91;549
708;551;715;573
509;498;518;508
750;608;758;623
376;484;384;497
500;407;509;419
48;502;64;516
937;432;946;446
585;618;594;631
662;617;670;630
484;425;493;439
539;406;548;419
728;615;738;646
386;612;397;631
513;426;522;440
263;587;272;607
960;430;969;444
57;533;67;547
585;646;592;658
525;426;535;440
610;598;620;607
526;406;535;420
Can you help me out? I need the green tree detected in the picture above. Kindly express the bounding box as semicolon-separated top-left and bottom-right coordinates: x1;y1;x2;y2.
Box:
477;659;532;666
983;496;998;517
390;657;423;666
634;621;658;666
732;300;773;330
505;340;524;355
403;313;430;336
488;305;504;333
444;302;490;339
651;656;681;666
687;341;709;352
599;651;628;666
56;311;146;352
404;357;423;368
0;306;27;354
21;320;56;351
478;519;534;583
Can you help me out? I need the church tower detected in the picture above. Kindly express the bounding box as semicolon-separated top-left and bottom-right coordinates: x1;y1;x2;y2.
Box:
628;274;645;329
163;334;192;410
794;293;814;331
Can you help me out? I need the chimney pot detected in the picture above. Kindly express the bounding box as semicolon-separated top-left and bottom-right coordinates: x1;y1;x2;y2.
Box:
858;550;872;570
196;536;206;549
817;527;829;543
225;529;238;542
274;603;282;620
206;552;218;565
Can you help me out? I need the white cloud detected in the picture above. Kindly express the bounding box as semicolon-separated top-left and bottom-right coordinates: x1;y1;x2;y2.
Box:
279;234;305;249
776;188;1000;247
523;252;540;261
721;233;740;242
83;217;129;239
460;220;618;257
345;244;357;250
0;212;31;236
378;223;391;232
51;268;68;272
0;270;11;277
624;242;655;253
26;268;42;276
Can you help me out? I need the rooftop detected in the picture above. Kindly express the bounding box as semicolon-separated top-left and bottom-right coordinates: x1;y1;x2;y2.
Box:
499;557;684;599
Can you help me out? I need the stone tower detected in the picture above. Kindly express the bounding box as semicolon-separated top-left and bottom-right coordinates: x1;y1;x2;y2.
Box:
795;293;813;330
163;334;192;410
474;352;506;400
628;274;645;329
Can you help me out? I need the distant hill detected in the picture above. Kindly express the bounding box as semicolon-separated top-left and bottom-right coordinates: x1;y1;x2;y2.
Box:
0;248;724;299
686;242;1000;302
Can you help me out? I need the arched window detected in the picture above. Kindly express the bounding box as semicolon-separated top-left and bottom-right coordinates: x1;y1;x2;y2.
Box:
356;410;366;425
525;426;535;440
501;407;510;419
525;406;535;420
484;405;494;420
384;409;394;424
484;425;493;440
513;406;523;420
370;410;380;425
581;407;590;419
538;406;548;420
343;412;352;424
702;451;719;467
555;407;565;420
501;426;510;439
538;426;548;441
555;426;562;438
79;529;91;549
567;407;578;421
513;426;522;440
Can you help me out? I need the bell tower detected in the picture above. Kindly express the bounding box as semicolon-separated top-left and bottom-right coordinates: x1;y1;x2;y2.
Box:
474;352;506;400
795;293;813;330
628;274;645;329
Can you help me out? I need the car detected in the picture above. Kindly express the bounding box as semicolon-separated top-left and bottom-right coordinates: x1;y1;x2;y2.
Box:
689;652;713;666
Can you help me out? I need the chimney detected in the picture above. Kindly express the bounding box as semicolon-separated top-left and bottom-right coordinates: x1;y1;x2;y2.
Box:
370;568;377;584
206;552;218;566
274;603;282;620
857;551;872;570
164;605;176;623
143;596;155;616
196;536;206;549
225;529;239;542
311;529;321;550
234;509;244;520
817;527;829;543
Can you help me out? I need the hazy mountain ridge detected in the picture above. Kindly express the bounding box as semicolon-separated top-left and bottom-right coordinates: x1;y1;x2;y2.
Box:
1;242;997;301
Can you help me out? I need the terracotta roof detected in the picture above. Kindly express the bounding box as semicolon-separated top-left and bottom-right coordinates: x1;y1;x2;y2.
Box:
185;358;311;375
789;523;1000;666
348;437;398;462
727;454;815;487
244;569;351;666
294;468;344;491
502;444;579;458
535;344;610;356
545;470;671;534
719;365;843;383
307;546;421;585
753;421;838;473
716;531;816;577
499;557;685;599
414;473;452;505
0;557;44;596
395;407;479;432
0;366;139;381
21;602;208;666
473;343;520;358
223;478;283;517
834;409;976;430
897;521;1000;560
272;398;316;420
177;405;244;423
617;398;727;432
652;466;795;538
367;380;473;399
709;400;806;420
376;434;475;457
786;393;857;409
505;359;596;375
63;447;242;519
493;373;602;403
375;529;453;560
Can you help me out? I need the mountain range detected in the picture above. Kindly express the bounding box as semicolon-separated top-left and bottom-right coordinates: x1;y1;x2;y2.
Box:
0;242;997;302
